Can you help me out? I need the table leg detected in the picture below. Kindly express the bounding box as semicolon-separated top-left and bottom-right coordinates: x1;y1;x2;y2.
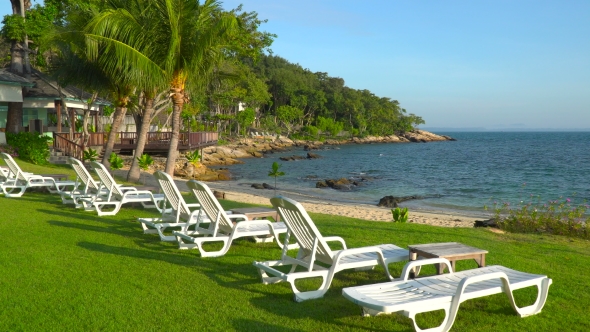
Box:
475;254;486;268
409;251;417;278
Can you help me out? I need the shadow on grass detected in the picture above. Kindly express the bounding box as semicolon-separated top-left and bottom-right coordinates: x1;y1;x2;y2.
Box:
230;318;313;332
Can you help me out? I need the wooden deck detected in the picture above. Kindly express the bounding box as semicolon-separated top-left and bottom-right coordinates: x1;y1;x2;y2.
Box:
115;132;218;152
56;131;218;154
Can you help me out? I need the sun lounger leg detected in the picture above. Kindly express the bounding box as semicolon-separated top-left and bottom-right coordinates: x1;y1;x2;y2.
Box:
2;185;26;197
504;277;552;317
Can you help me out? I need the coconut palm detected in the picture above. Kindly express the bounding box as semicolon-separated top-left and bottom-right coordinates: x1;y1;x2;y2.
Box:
84;0;237;175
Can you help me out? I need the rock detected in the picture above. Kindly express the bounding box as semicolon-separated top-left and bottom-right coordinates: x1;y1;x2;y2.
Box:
377;195;423;208
213;190;226;199
326;178;352;190
306;152;322;159
474;219;499;228
262;183;275;189
316;180;328;188
251;183;265;189
279;155;306;161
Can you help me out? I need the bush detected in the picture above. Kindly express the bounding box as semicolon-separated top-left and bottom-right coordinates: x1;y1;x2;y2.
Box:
487;195;590;239
5;132;51;165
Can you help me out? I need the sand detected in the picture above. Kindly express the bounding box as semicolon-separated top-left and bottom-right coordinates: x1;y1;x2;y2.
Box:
117;170;483;228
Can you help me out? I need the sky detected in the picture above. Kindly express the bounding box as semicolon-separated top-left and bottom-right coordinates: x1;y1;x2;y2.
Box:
1;1;589;130
218;0;590;130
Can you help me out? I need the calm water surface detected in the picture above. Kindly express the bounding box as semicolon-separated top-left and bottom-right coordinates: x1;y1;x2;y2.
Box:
218;132;590;216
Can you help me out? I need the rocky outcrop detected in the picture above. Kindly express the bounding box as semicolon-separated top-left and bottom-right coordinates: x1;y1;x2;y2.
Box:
251;183;276;190
377;195;423;208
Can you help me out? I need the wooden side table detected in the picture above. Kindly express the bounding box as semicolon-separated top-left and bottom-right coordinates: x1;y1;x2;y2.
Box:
231;207;280;222
408;242;488;275
40;173;69;181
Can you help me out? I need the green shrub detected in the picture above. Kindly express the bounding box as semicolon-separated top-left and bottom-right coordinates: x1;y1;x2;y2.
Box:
6;132;51;165
486;194;590;239
391;207;409;223
83;148;99;162
185;150;200;165
109;152;124;170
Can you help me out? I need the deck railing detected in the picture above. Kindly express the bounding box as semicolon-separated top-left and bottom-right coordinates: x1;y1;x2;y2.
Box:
53;133;84;160
53;131;218;157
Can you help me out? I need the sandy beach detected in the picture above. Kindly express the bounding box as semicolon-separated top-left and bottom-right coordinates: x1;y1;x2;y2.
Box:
121;170;483;228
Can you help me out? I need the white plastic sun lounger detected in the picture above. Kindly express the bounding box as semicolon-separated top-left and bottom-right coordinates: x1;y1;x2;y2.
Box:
80;161;165;216
138;171;212;241
60;158;111;207
0;152;76;197
253;196;409;302
342;258;552;332
173;180;293;257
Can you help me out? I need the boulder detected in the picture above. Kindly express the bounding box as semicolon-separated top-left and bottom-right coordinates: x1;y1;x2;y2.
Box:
316;180;328;188
251;183;265;189
279;155;306;161
306;152;322;159
377;195;423;208
262;183;276;190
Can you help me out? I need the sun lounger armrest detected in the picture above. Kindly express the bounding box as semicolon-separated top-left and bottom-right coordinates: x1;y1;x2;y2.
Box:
400;258;454;281
186;203;201;208
227;214;249;221
322;236;347;250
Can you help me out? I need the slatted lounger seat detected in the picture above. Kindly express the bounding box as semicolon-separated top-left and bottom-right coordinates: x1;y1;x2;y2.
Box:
138;171;212;241
342;258;552;332
0;152;76;197
80;161;165;216
253;196;409;302
60;158;111;207
172;180;293;257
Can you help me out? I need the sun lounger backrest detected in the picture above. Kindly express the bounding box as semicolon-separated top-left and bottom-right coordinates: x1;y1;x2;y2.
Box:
0;152;26;181
271;196;334;264
68;158;100;193
90;161;124;199
154;171;191;220
186;180;233;233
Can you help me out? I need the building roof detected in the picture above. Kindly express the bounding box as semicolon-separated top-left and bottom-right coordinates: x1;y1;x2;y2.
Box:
0;69;34;87
25;68;110;105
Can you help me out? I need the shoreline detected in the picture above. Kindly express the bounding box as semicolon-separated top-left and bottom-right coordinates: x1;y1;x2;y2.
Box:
118;170;485;228
202;180;485;228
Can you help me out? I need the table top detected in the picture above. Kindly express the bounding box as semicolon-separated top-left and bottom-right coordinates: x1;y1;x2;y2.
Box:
40;173;69;180
408;242;488;257
232;207;277;214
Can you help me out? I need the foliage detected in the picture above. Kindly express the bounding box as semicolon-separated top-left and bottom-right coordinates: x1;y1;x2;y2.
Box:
487;195;590;239
235;107;256;135
276;105;303;135
102;106;115;117
0;144;19;157
303;125;319;138
136;154;154;171
391;207;409;223
185;150;200;165
5;132;51;165
267;161;285;196
108;152;124;170
82;148;98;162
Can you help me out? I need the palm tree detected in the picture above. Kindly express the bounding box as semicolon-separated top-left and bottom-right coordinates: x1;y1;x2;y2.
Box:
84;0;237;175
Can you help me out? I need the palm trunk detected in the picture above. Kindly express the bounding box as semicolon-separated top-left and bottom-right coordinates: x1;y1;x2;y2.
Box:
127;98;154;182
164;105;181;175
165;87;183;175
101;106;127;166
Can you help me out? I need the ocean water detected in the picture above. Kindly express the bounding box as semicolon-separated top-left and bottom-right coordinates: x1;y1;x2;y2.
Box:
217;132;590;216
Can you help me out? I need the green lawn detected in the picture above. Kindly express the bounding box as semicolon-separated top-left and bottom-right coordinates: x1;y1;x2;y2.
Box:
1;161;589;331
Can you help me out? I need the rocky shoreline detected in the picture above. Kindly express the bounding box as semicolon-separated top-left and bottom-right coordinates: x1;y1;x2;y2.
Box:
118;129;454;181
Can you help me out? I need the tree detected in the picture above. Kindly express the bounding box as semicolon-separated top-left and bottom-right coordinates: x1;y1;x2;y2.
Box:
235;107;255;135
275;105;302;136
85;0;238;175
